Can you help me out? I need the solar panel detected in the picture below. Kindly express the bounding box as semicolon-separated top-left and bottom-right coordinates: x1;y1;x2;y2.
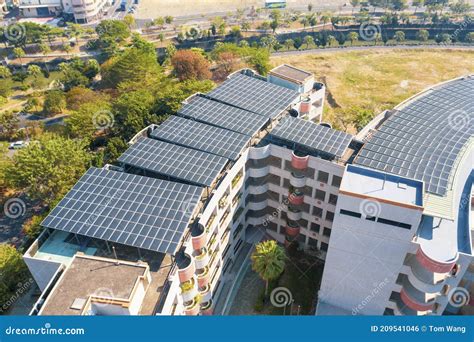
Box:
41;167;203;255
118;137;228;187
178;95;270;136
270;116;353;158
149;116;250;161
207;73;299;118
356;77;474;196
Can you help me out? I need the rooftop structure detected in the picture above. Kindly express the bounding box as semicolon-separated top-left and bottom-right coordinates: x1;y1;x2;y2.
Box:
269;64;313;86
41;167;203;255
39;254;150;315
118;137;229;187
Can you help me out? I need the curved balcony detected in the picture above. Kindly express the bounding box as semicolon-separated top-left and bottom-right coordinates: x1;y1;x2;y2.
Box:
291;151;309;170
193;247;209;270
191;226;207;251
197;266;210;288
287;206;302;221
247;200;267;211
416;247;456;274
400;287;435;312
247;184;269;195
200;299;213;316
177;253;195;283
285;220;300;237
299;98;311;114
249;145;271;160
199;284;212;303
288;191;304;205
184;298;200;316
290;172;306;188
406;259;446;292
247;166;270;178
180;278;198;302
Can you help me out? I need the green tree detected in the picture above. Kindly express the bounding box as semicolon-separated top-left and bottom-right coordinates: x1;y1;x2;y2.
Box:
328;35;337;46
43;90;66;115
303;35;314;48
164;16;174;24
394;30;406;42
350;107;374;131
13;47;25;65
0;245;28;306
123;14;136;29
449;0;471;14
251;240;286;295
104;137;129;164
284;38;294;50
0;66;12;79
412;0;425;13
5;134;91;205
466;32;474;43
417;29;430;41
27;65;42;86
65;100;112;140
0;111;19;139
348;32;358;45
95;20;130;42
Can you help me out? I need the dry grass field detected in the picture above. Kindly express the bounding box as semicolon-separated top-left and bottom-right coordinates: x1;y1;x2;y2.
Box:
271;49;474;132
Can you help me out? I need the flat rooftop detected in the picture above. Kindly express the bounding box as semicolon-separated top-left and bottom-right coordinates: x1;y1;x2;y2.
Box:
341;165;423;207
40;255;148;315
269;64;313;84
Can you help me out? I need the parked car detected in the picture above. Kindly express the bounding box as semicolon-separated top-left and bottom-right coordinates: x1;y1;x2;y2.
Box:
8;141;28;150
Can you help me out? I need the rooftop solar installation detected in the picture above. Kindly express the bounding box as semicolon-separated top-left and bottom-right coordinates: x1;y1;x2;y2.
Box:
41;167;203;255
118;137;228;187
178;95;270;136
149;115;250;161
206;73;299;118
270;116;353;158
356;76;474;196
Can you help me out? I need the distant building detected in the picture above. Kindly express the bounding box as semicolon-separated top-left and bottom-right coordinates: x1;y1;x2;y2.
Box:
24;67;474;316
19;0;107;23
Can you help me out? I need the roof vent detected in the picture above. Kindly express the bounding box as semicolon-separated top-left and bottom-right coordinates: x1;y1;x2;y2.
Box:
70;298;87;311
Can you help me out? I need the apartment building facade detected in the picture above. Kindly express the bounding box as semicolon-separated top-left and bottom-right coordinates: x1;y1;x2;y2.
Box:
19;0;107;23
23;66;473;316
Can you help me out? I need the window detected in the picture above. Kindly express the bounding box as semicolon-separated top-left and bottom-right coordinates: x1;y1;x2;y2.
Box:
315;189;326;201
308;237;318;247
326;211;334;222
332;175;342;187
323;227;331;237
317;171;329;183
312;206;323;217
233;239;243;253
310;223;320;233
328;194;338;205
340;209;361;218
377;217;411;230
321;242;328;251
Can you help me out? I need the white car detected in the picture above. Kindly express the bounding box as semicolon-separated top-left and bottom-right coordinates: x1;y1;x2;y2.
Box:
8;141;28;149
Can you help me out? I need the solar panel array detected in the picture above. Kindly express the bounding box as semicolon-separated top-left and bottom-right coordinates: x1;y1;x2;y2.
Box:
178;95;270;136
270;117;353;158
356;77;474;196
118;137;228;187
42;167;202;255
150;116;250;161
207;73;299;118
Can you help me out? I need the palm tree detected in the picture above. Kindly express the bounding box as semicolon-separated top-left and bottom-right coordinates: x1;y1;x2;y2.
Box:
284;38;294;50
348;31;359;45
251;240;286;295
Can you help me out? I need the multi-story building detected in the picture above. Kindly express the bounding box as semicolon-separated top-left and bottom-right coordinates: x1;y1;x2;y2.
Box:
19;0;107;23
23;66;473;316
317;75;474;316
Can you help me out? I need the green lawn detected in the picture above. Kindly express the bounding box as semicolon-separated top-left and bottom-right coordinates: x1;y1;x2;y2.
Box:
271;48;474;133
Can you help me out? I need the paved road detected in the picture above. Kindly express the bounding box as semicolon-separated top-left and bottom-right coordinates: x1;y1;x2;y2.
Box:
272;44;474;56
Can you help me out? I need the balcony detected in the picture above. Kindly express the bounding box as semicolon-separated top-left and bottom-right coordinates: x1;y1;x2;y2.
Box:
218;194;229;209
200;299;213;315
197;266;210;288
415;247;456;274
285;220;300;237
291;151;309;170
180;278;198;302
232;193;242;207
219;210;230;226
400;287;435;312
193;247;209;269
288;190;304;205
177;253;195;283
206;213;216;233
191;225;207;251
231;171;243;189
184;298;200;316
287;206;302;221
290;172;306;188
